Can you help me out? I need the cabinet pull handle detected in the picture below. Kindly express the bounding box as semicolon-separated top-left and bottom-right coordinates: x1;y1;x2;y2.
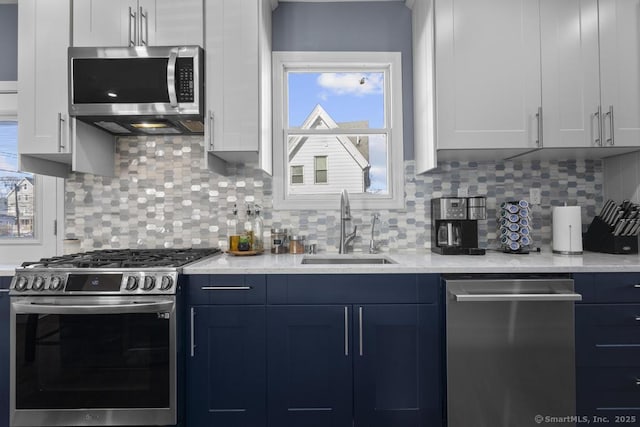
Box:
208;111;214;151
139;6;148;46
0;289;9;293
635;316;640;321
594;106;603;146
605;105;615;146
344;306;349;356
535;106;543;148
57;113;66;152
190;307;196;357
201;286;252;290
129;7;137;46
358;306;363;356
636;378;640;386
634;284;640;288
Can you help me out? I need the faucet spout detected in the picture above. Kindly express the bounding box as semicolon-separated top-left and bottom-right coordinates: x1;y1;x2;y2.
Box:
339;189;357;254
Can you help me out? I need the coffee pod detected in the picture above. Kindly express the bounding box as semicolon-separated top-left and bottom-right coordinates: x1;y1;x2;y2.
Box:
507;204;520;214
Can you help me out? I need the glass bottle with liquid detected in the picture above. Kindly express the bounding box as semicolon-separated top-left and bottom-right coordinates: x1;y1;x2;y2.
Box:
252;205;264;252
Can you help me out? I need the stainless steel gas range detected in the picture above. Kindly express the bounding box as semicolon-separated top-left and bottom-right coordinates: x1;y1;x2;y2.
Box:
9;248;221;427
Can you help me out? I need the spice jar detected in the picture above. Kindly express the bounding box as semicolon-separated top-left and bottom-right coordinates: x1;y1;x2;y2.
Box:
271;228;288;254
289;235;306;254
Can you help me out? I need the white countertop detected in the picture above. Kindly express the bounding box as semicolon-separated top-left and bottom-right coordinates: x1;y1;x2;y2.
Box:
183;249;640;275
0;264;18;277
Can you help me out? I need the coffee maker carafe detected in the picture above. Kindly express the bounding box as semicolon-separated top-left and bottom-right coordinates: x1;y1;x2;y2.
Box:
431;197;486;255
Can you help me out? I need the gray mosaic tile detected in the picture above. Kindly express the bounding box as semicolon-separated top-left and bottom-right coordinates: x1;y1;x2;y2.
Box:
64;136;605;253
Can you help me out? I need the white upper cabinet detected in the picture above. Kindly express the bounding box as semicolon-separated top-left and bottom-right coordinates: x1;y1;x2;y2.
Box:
540;0;640;150
540;0;601;149
18;0;115;178
599;0;640;148
435;0;542;151
73;0;203;47
204;0;273;175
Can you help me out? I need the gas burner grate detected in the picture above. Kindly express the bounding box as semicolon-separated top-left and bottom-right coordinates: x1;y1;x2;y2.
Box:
21;248;222;269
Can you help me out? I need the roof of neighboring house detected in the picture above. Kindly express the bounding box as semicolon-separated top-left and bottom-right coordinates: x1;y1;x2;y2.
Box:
288;104;370;170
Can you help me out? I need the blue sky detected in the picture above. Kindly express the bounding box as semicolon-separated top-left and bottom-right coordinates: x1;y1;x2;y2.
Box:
0;122;33;182
288;72;388;193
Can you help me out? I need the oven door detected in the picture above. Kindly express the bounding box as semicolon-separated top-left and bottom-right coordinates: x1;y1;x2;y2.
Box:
10;296;176;427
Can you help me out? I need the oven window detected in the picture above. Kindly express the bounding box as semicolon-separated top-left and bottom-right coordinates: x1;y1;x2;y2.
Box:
15;312;170;409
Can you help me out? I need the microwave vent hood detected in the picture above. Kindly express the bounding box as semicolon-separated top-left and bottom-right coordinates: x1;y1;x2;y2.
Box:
68;45;204;136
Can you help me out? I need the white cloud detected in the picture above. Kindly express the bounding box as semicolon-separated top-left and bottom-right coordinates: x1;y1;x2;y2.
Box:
317;73;384;97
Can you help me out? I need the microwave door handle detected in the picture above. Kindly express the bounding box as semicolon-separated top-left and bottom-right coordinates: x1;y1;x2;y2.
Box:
11;300;174;315
167;49;179;108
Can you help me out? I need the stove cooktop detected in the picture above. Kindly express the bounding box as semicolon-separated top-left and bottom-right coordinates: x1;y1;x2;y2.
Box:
11;248;222;296
21;248;222;269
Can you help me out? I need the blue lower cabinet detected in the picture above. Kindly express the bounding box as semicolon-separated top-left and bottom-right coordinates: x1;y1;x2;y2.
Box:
267;305;353;427
0;277;9;427
354;304;442;427
187;305;266;427
267;304;442;427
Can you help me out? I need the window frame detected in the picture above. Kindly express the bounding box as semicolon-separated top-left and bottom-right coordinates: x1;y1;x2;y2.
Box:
0;81;62;263
290;165;304;185
314;155;328;184
272;51;405;210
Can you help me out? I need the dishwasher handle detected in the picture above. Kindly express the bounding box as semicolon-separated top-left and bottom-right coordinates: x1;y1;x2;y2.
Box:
450;291;582;302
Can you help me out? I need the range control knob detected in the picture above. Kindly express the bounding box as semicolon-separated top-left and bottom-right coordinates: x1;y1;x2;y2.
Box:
125;276;139;291
49;276;63;291
159;275;173;291
32;276;45;291
142;276;156;291
14;276;28;291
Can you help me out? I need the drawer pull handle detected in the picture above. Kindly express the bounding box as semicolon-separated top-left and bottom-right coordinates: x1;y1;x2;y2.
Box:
636;378;640;386
635;284;640;288
635;316;640;321
202;286;252;291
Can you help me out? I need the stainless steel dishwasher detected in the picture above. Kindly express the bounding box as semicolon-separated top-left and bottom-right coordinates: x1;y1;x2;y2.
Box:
444;274;582;427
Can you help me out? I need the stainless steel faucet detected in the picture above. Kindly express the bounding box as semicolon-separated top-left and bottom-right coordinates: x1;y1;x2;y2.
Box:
339;189;357;254
369;213;380;254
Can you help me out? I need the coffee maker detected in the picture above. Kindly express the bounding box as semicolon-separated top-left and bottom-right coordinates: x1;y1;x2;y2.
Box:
431;197;486;255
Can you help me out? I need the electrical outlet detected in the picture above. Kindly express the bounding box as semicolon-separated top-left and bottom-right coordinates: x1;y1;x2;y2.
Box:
457;187;468;198
529;188;542;205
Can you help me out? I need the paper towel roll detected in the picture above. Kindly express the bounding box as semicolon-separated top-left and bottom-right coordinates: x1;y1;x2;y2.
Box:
552;206;583;254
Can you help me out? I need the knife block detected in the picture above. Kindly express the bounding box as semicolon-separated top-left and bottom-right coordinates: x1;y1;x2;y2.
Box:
583;216;638;254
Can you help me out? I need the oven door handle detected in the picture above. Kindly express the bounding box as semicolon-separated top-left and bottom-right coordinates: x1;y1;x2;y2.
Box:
11;300;175;315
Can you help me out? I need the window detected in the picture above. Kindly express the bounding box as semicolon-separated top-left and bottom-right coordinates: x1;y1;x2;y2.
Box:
290;165;304;184
0;81;61;262
314;156;327;184
272;51;404;210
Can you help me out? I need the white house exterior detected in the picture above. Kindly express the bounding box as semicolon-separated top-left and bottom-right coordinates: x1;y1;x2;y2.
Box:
288;105;370;195
6;177;34;236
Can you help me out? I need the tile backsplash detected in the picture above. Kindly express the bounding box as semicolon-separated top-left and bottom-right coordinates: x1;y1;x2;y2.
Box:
65;136;603;252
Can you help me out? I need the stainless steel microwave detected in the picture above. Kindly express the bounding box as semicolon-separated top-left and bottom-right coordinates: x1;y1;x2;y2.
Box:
68;46;204;135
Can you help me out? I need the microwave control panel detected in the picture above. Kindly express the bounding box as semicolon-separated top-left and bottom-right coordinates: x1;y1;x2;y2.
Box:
176;58;195;103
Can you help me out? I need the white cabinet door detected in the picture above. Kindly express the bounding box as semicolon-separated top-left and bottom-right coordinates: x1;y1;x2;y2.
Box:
205;0;272;175
140;0;203;46
540;0;601;148
73;0;136;47
435;0;542;150
19;0;115;178
73;0;202;47
599;0;640;148
18;0;72;177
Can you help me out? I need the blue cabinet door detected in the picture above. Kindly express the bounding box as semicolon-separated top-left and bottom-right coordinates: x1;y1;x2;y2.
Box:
187;305;266;427
0;278;9;427
267;305;353;427
354;304;442;427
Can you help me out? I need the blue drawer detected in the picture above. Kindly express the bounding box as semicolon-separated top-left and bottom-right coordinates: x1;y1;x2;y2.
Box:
575;273;640;303
577;304;640;367
185;275;266;305
577;367;640;416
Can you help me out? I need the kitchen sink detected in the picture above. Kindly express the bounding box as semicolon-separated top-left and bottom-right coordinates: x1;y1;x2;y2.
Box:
300;256;397;265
